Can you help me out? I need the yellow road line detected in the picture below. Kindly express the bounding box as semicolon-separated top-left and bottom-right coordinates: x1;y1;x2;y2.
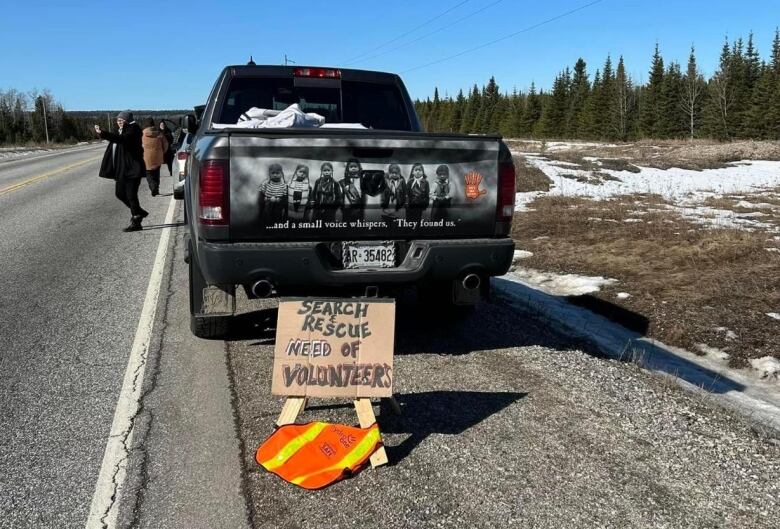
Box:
0;155;102;197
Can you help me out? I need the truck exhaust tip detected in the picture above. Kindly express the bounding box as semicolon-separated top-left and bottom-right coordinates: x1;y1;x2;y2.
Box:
251;279;275;298
462;273;481;291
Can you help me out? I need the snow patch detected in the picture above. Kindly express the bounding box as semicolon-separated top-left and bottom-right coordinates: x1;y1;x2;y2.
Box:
513;156;780;230
734;200;778;210
696;344;731;361
512;250;533;262
714;327;738;340
616;292;631;300
750;357;780;380
766;313;780;321
510;268;617;296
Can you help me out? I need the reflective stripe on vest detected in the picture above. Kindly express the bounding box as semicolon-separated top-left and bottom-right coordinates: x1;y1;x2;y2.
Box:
256;422;381;490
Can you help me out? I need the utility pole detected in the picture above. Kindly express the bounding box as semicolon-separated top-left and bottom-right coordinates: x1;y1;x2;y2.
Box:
40;96;49;144
107;112;111;132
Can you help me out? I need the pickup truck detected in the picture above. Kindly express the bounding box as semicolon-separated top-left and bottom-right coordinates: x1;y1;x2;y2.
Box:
181;64;515;338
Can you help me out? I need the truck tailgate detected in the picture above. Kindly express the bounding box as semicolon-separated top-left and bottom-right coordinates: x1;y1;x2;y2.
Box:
227;132;501;241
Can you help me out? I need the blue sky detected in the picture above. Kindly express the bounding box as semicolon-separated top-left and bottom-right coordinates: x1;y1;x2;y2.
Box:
1;0;778;110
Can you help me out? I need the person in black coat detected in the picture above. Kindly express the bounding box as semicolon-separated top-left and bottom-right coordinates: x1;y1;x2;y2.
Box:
95;111;148;231
159;121;175;176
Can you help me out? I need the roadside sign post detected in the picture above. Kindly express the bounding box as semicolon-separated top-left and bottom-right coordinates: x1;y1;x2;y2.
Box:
271;297;398;468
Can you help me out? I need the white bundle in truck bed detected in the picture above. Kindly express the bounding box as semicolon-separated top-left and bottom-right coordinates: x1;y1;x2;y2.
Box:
212;104;366;130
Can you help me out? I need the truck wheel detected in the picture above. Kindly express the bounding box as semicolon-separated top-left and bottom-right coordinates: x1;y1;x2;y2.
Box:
189;253;229;339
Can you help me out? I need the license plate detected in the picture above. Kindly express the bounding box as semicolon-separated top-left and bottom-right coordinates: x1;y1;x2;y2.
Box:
342;241;396;269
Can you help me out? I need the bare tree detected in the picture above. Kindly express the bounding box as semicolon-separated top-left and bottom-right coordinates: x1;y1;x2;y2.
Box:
680;46;705;140
710;72;735;139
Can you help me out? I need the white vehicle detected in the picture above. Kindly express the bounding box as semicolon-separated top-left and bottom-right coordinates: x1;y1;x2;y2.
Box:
172;130;193;199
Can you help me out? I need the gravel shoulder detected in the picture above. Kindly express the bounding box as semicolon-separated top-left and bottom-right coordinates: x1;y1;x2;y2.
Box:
227;290;779;529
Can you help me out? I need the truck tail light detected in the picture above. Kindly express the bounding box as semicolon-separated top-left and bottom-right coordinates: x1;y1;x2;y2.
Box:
293;67;341;79
198;160;229;225
497;161;516;222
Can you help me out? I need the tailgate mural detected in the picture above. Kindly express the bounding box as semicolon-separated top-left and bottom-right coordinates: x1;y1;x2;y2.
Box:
229;137;499;240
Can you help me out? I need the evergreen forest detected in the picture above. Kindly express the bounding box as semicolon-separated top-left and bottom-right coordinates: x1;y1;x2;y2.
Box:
415;32;780;141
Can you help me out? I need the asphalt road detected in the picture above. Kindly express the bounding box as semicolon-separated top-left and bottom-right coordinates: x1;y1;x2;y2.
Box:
1;147;778;528
0;145;189;528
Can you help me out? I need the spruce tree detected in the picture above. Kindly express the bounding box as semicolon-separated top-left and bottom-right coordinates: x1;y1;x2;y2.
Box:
430;88;441;132
539;71;569;138
639;43;665;137
597;55;615;139
510;91;526;137
499;88;519;137
460;84;480;134
659;62;685;138
581;69;601;139
611;56;634;140
520;83;542;137
771;28;780;138
450;89;466;133
566;58;590;138
746;62;774;138
479;77;500;133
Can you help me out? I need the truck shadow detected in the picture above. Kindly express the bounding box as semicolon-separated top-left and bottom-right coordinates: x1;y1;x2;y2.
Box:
306;390;526;467
382;391;526;466
224;308;278;343
393;294;601;358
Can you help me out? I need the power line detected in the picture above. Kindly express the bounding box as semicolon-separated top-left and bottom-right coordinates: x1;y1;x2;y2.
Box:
345;0;504;67
342;0;472;65
400;0;604;74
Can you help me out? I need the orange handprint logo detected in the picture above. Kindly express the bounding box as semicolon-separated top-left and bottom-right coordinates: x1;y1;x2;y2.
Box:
464;171;487;200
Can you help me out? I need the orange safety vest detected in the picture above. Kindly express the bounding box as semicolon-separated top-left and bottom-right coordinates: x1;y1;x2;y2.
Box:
256;422;381;489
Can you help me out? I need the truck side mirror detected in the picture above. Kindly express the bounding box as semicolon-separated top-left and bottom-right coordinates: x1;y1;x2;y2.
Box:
181;114;198;134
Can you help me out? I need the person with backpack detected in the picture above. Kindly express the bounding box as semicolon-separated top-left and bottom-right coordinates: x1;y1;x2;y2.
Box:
141;117;169;196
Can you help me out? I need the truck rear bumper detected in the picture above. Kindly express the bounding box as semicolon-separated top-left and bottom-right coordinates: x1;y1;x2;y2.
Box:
195;238;515;288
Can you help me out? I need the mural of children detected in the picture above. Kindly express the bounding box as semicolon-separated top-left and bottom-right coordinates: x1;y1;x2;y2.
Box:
259;163;288;223
381;163;407;215
341;158;363;222
406;163;429;224
311;162;342;221
287;164;311;221
430;164;452;222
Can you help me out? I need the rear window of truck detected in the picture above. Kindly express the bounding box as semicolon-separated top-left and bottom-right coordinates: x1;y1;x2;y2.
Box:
216;77;412;131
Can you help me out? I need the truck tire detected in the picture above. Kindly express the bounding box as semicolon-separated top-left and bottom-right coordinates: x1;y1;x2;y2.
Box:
189;253;229;339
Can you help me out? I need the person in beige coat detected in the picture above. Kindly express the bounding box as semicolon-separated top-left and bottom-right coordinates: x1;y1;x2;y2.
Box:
141;117;169;196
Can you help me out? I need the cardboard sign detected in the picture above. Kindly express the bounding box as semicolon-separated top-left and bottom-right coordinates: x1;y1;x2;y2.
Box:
271;298;395;398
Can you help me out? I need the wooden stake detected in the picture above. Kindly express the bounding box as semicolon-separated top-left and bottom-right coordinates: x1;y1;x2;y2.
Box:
354;398;388;468
276;397;306;427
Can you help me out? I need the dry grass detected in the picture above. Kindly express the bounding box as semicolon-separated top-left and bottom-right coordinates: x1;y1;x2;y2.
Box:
511;195;780;366
506;138;780;171
513;154;552;192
